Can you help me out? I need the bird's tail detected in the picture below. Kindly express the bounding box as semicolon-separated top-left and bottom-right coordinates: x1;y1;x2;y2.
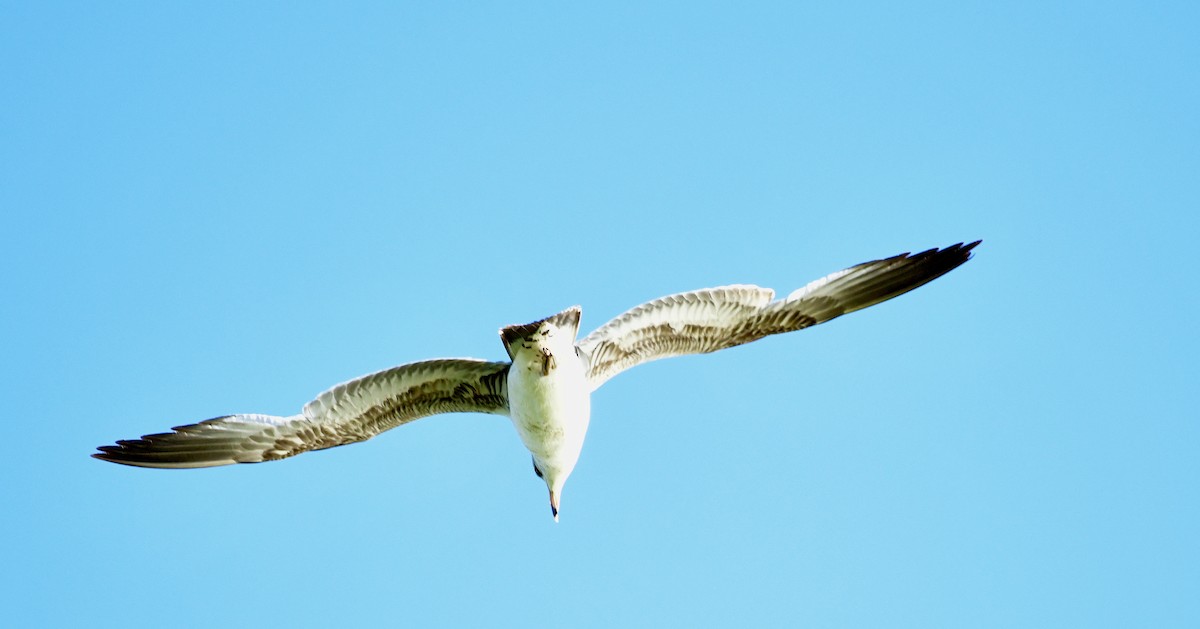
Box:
499;305;583;359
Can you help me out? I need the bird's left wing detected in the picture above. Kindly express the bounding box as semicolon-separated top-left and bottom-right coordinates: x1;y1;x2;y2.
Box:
578;242;979;390
93;358;511;469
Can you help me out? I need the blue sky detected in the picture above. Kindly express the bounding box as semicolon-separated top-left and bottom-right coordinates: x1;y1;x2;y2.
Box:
2;2;1197;627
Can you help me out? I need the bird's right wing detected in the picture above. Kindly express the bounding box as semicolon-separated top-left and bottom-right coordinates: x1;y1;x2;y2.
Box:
578;242;979;390
93;358;511;469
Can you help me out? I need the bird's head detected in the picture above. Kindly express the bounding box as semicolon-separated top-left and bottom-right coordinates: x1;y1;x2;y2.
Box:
532;457;570;523
549;487;561;522
544;472;565;523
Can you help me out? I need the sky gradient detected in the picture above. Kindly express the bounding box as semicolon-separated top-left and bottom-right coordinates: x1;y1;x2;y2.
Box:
3;2;1197;627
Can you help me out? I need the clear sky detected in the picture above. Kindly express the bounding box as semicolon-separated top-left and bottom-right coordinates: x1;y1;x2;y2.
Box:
3;2;1197;627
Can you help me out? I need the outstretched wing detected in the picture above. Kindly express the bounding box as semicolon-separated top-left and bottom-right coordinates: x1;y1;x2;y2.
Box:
578;241;979;390
93;358;511;469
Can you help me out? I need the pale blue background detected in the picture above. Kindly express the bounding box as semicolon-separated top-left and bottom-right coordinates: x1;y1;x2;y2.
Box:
3;2;1197;627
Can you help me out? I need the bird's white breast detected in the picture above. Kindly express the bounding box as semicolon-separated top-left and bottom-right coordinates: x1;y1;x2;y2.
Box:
507;343;592;480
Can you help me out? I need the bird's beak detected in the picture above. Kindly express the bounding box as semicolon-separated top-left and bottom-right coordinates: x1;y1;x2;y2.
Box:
549;489;560;523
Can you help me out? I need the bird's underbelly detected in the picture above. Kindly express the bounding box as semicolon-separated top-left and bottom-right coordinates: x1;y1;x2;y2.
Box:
507;365;591;473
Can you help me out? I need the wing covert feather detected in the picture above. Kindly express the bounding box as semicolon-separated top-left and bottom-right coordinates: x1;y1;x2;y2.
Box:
93;358;510;468
579;242;979;389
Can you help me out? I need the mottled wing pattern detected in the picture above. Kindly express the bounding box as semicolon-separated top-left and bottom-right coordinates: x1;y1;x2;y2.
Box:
577;285;777;390
93;358;511;468
579;242;979;390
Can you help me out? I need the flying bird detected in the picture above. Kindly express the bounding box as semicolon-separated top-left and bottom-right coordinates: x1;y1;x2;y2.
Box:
94;241;980;520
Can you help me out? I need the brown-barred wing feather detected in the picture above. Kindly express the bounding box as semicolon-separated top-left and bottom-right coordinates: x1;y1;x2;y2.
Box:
578;242;979;390
93;358;511;469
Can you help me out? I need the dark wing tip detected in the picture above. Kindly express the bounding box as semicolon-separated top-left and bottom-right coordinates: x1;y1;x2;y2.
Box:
940;240;980;253
909;240;980;258
809;240;980;318
948;239;982;262
912;240;981;276
943;240;982;256
90;449;152;468
884;240;980;265
91;420;251;469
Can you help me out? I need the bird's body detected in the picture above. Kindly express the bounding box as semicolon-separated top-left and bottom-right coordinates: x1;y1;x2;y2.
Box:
502;308;591;520
95;242;980;520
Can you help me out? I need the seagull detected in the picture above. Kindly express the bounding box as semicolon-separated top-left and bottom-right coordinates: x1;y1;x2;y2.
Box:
94;241;980;521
